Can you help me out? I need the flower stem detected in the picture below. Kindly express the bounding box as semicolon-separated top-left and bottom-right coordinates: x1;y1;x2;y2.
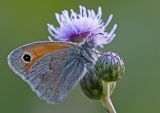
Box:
101;81;117;113
101;96;116;113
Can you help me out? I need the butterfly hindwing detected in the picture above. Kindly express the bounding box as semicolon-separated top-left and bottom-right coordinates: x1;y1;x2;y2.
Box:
28;47;86;103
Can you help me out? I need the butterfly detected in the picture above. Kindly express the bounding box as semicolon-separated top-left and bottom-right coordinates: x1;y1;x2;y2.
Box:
8;40;98;104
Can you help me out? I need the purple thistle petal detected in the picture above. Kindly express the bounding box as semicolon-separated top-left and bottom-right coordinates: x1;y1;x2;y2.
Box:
48;5;117;48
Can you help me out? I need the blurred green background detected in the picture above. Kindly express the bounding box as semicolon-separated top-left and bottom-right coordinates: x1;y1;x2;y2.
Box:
0;0;159;113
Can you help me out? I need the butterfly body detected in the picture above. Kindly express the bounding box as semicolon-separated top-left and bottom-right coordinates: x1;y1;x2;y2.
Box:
8;41;98;103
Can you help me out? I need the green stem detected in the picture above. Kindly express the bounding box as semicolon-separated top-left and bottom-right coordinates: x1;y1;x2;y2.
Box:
101;96;116;113
101;81;117;113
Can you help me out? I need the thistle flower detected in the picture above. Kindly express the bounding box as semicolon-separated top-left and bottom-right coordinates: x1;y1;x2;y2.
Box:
48;5;117;48
95;52;125;82
80;68;117;113
80;68;103;100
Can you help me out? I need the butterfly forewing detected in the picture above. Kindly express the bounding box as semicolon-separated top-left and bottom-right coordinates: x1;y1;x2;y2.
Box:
8;41;90;103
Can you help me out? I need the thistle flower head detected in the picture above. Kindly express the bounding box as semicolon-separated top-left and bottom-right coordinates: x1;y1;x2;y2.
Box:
95;52;125;81
48;5;117;48
80;69;103;100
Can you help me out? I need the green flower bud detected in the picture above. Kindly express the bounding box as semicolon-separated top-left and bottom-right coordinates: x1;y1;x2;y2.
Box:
95;52;125;82
80;69;103;100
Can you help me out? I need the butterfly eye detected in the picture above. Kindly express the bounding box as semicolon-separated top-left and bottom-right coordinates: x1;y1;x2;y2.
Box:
22;52;32;63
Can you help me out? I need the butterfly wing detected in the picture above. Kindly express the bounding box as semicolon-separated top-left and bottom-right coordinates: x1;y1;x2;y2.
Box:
8;41;87;103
